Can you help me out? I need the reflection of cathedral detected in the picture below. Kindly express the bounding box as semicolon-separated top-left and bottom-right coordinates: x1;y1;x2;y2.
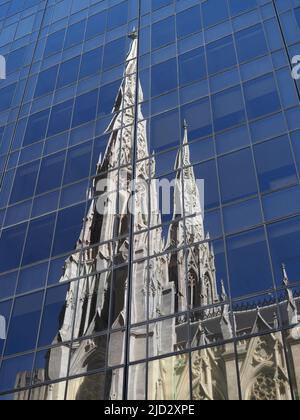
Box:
14;36;300;401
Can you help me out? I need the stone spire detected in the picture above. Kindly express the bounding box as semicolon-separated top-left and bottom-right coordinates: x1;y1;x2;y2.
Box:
181;122;204;243
99;35;148;172
51;34;155;344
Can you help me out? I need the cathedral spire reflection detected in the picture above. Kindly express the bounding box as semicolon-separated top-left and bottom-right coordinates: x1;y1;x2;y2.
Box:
13;35;300;402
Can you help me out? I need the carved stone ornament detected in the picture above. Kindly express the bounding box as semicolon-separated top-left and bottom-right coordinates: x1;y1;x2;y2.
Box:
253;338;274;364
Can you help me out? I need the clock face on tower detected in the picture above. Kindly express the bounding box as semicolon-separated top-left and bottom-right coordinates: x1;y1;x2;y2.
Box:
291;325;300;340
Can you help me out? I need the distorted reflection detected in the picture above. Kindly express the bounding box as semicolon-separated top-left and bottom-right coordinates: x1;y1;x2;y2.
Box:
8;33;300;401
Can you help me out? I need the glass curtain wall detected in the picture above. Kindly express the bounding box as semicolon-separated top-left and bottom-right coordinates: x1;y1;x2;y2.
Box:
0;0;300;401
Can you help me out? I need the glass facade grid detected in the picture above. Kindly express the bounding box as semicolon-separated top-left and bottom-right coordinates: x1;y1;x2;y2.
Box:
0;0;300;401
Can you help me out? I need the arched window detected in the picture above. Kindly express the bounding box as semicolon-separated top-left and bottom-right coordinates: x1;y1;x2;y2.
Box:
188;271;197;309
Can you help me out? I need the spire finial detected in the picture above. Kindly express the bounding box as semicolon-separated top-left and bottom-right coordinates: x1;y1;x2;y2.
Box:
282;263;289;286
183;119;188;130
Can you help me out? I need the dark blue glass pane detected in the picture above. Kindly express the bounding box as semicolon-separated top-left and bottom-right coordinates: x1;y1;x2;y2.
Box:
152;0;172;11
23;109;50;146
103;37;126;70
235;24;268;63
0;272;17;300
10;161;39;204
72;90;98;127
79;47;103;79
0;83;16;112
107;1;128;30
64;20;86;49
254;136;298;193
0;224;27;273
7;47;26;73
34;65;58;98
48;99;73;137
203;0;228;27
296;7;300;29
5;292;43;355
207;36;237;74
182;98;212;140
219;148;258;204
44;29;65;57
212;86;246;132
151;59;177;97
152;16;175;49
17;263;48;294
176;6;201;39
229;0;258;15
86;10;107;40
57;57;80;88
179;48;206;86
227;228;274;297
244;74;281;120
151;109;180;152
63;142;93;185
